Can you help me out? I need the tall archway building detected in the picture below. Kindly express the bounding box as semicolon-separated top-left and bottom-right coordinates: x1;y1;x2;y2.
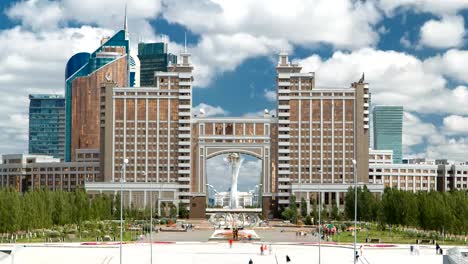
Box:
86;51;380;218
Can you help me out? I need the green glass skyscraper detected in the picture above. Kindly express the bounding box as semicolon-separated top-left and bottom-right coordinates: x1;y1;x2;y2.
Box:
373;105;403;163
138;42;177;87
29;94;65;159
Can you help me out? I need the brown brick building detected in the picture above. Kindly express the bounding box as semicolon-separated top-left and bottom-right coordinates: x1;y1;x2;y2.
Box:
85;52;382;218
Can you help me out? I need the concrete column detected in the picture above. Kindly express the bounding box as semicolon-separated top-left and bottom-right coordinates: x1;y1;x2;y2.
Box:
336;191;340;208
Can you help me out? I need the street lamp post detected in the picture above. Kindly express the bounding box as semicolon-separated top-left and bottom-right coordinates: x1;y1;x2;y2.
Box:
257;183;263;209
317;168;322;264
143;171;153;264
120;158;129;264
352;159;357;264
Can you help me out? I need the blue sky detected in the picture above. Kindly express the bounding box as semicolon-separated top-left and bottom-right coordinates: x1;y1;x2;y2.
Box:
1;0;468;164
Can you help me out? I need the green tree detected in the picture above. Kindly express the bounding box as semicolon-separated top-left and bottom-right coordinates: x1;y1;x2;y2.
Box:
330;204;340;221
300;197;307;218
178;205;189;219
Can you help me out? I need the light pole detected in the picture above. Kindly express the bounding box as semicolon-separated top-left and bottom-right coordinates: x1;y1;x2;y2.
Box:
352;159;357;264
317;168;322;264
143;171;153;264
120;158;129;264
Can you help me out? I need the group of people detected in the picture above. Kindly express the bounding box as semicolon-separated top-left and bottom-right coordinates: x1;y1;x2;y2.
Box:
409;245;421;255
181;223;193;230
295;231;307;237
435;243;443;255
259;244;272;255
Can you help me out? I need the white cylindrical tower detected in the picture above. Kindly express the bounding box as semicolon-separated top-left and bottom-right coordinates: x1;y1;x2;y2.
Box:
226;153;244;209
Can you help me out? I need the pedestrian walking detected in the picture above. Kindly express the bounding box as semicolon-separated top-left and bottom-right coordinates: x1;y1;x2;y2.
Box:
286;255;291;262
436;243;440;255
410;245;414;255
248;258;253;264
260;244;264;255
269;244;272;255
229;239;233;248
355;250;360;261
360;245;363;257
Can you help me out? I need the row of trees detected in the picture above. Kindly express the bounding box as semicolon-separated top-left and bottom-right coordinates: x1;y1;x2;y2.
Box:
282;187;468;234
0;188;187;234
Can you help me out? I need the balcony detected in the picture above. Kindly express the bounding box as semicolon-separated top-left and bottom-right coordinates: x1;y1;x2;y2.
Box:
179;81;192;86
178;141;191;146
177;177;190;182
179;95;191;100
278;105;290;110
178;104;191;109
178;148;191;153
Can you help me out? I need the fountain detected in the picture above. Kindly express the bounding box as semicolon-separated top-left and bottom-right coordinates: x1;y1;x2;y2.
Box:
208;153;261;241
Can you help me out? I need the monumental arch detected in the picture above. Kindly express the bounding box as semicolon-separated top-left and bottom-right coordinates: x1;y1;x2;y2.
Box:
189;116;278;218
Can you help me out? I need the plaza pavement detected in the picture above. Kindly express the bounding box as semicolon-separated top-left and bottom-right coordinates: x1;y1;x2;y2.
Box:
0;229;454;264
0;240;446;264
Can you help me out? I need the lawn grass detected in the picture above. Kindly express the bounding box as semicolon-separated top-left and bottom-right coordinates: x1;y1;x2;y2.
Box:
331;229;467;245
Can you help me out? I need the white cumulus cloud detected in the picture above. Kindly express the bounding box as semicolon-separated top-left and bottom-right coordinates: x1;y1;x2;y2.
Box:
192;103;228;117
378;0;468;16
298;48;468;115
162;0;381;49
263;89;276;102
419;16;465;48
443;115;468;134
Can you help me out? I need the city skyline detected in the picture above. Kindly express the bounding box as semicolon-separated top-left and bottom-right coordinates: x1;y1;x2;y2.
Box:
0;1;468;162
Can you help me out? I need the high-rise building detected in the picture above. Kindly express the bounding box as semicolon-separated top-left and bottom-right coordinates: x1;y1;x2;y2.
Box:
373;105;403;163
275;53;371;209
96;51;193;213
129;53;140;87
137;42;177;87
28;94;65;159
65;29;129;161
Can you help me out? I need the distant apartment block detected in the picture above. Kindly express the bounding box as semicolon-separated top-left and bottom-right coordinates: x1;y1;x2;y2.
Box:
0;154;99;192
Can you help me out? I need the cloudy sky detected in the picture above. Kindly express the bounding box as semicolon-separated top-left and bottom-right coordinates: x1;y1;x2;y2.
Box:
1;0;468;165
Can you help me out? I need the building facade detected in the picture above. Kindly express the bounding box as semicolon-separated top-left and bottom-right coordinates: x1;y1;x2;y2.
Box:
373;106;403;163
214;191;253;208
275;53;374;212
0;154;99;193
28;94;65;160
86;52;384;218
137;42;177;87
65;30;129;161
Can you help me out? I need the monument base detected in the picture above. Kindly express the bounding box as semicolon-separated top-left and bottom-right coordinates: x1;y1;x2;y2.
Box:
209;229;260;241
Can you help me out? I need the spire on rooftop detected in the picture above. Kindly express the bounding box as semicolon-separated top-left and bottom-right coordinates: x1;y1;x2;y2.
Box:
124;2;129;40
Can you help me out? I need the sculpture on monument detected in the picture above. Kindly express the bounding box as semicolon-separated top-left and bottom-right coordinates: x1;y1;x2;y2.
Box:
225;152;244;209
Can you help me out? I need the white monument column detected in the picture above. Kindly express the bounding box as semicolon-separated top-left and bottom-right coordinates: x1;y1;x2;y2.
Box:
226;153;244;209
